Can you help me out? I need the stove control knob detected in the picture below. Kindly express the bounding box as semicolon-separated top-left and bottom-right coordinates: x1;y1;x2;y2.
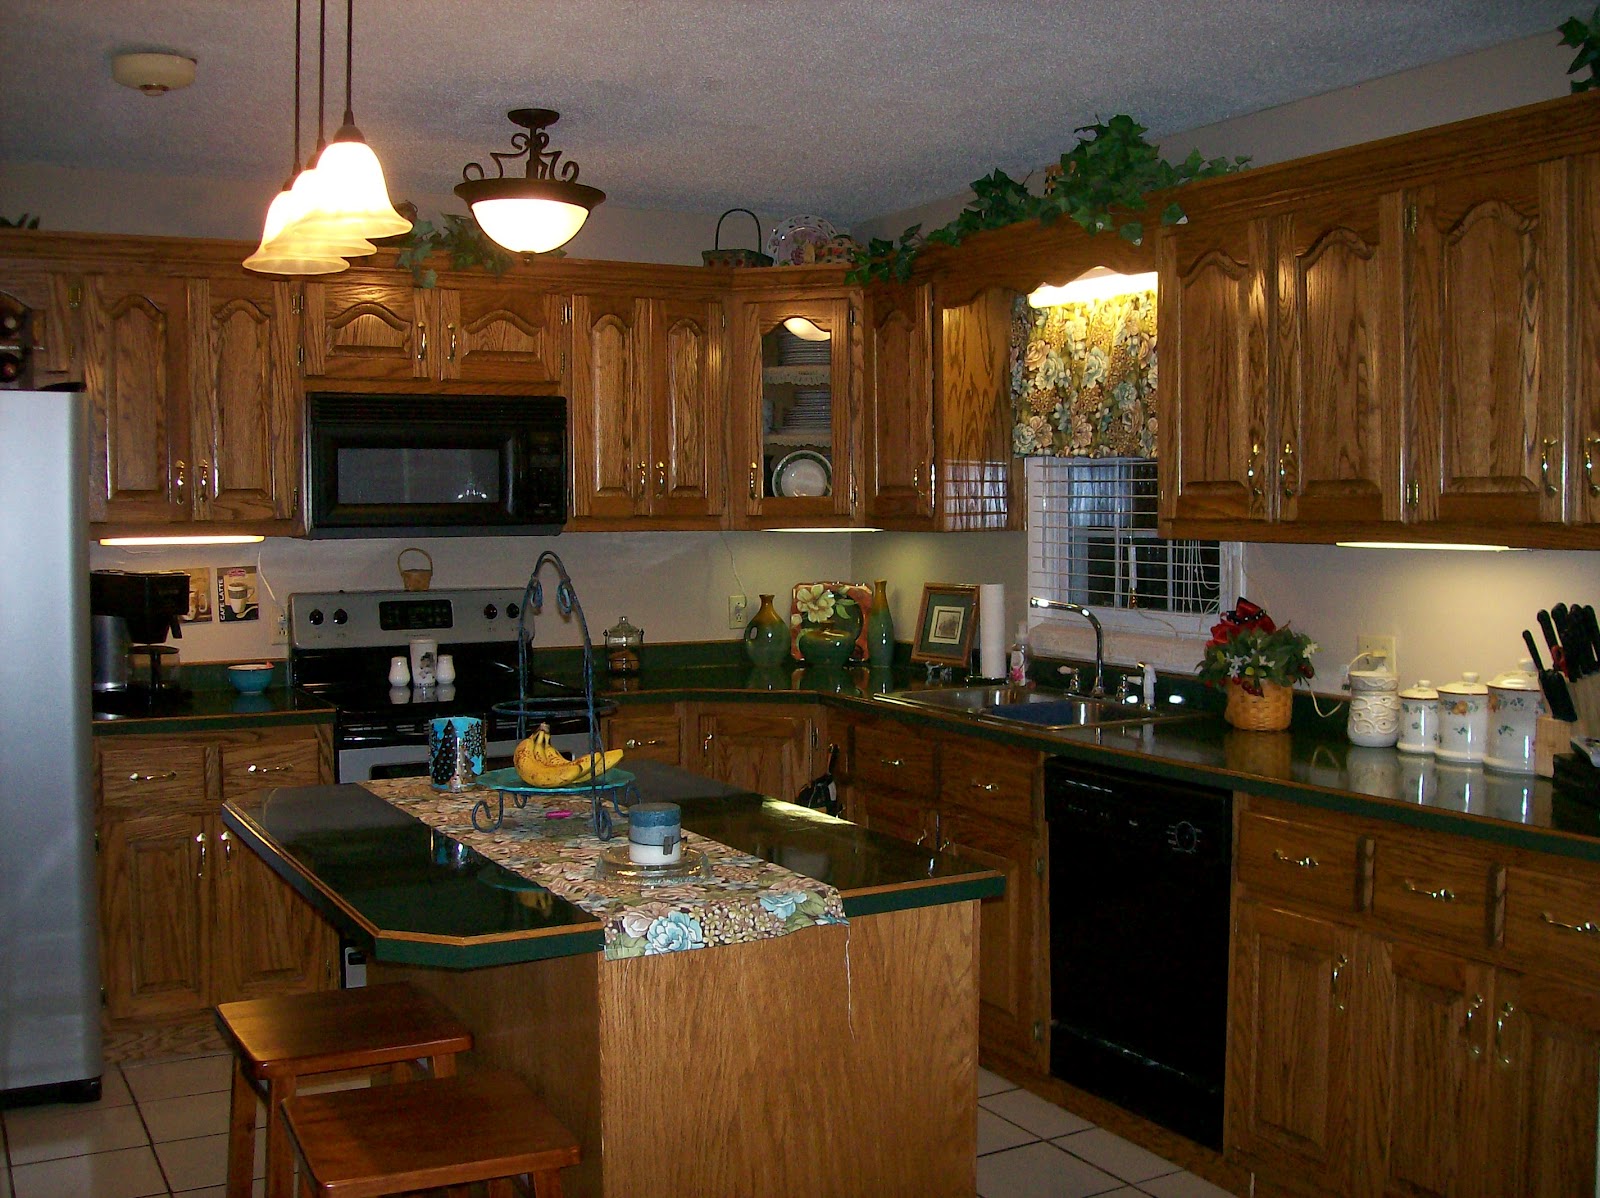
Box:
307;608;324;626
506;602;520;618
331;608;348;626
483;603;498;620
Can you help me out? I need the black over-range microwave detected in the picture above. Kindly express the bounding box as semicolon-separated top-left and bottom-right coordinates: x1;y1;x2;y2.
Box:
306;392;567;537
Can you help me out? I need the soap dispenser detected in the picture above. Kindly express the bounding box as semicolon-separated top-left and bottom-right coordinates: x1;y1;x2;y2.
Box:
1007;622;1030;686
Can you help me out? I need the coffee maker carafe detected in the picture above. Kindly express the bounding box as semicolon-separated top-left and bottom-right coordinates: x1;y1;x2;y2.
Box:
90;570;191;701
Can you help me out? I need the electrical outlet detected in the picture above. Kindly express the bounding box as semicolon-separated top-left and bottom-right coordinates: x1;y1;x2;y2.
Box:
270;610;289;646
728;594;749;629
1356;632;1396;674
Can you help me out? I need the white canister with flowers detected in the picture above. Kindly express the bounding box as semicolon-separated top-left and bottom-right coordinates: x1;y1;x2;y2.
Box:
1196;600;1317;733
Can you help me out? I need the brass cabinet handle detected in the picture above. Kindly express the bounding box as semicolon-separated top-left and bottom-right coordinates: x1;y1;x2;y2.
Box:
1246;442;1264;500
173;459;187;494
623;737;662;748
1585;435;1599;497
1495;1001;1514;1067
197;459;211;502
128;770;178;783
1540;437;1559;495
447;323;457;362
912;465;921;493
1331;952;1349;1012
1272;849;1319;869
1280;441;1296;498
701;731;714;755
195;831;207;879
416;324;428;362
749;462;760;500
914;827;930;847
1540;911;1600;936
970;780;999;793
933;812;951;853
219;829;232;861
1406;479;1421;509
1464;993;1484;1058
245;764;292;774
637;461;647;497
656;461;666;496
878;757;903;768
1403;878;1456;902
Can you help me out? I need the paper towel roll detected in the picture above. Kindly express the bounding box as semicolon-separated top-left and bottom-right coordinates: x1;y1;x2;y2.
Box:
978;583;1006;679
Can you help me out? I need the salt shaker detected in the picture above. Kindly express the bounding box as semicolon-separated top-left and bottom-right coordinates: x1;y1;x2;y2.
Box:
387;655;411;688
435;653;457;685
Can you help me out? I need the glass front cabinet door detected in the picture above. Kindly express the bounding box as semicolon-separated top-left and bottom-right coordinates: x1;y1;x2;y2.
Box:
730;294;858;527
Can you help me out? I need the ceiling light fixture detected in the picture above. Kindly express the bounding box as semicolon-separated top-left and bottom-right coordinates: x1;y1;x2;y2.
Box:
1028;267;1158;308
111;52;196;96
782;317;831;341
98;535;266;547
455;109;606;254
1334;542;1525;552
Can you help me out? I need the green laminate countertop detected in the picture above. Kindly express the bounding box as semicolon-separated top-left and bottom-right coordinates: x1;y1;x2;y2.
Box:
92;683;334;735
222;758;1004;969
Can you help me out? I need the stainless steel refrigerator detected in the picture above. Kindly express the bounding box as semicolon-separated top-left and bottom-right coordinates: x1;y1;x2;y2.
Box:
0;387;102;1102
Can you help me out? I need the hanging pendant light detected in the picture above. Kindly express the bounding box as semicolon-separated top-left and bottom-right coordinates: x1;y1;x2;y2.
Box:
244;0;347;274
455;108;605;254
295;0;410;240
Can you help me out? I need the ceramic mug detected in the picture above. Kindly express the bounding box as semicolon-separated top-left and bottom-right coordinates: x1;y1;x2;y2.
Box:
428;716;484;791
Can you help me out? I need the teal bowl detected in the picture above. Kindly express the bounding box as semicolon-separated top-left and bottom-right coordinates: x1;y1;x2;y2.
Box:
228;663;275;694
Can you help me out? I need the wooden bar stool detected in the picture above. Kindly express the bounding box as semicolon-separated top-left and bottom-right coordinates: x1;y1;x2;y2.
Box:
282;1069;581;1197
215;983;474;1198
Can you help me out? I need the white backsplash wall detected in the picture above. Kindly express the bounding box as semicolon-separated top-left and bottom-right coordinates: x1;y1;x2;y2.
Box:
850;531;1029;649
89;532;854;664
1242;544;1600;688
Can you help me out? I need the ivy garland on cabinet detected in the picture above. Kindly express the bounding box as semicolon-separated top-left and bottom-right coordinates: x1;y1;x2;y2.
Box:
1562;6;1600;91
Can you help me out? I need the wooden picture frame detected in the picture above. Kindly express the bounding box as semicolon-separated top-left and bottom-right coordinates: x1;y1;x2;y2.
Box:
910;583;979;667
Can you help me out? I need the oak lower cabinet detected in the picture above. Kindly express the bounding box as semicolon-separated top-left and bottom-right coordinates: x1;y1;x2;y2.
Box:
691;703;817;803
842;713;1045;1073
1230;794;1600;1197
603;703;684;767
95;725;339;1025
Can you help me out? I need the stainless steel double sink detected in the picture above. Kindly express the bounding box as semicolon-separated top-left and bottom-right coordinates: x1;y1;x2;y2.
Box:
871;684;1187;731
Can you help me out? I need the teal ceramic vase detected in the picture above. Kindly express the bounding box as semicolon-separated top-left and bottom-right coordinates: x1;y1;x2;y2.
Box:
797;626;856;667
743;594;789;667
865;579;894;668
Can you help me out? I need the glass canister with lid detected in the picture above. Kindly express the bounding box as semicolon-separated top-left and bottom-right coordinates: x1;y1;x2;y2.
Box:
1435;672;1489;763
603;616;643;675
1484;660;1545;775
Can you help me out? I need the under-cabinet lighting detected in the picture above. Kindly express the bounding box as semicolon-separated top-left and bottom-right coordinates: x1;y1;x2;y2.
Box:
769;527;883;534
1335;542;1525;552
99;534;266;547
782;317;831;341
1028;268;1158;307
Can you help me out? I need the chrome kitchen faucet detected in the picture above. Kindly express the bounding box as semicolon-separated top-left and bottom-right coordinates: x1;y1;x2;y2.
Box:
1028;597;1105;696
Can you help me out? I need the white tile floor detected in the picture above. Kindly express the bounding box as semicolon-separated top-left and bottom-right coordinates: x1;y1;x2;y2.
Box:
1;1054;1235;1197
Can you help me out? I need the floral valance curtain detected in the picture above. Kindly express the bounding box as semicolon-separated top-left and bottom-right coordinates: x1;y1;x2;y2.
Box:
1009;290;1158;458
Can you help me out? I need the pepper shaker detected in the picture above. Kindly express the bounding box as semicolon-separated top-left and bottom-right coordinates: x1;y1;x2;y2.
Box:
387;655;411;688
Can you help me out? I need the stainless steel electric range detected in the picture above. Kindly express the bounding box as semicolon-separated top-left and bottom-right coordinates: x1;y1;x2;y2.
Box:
288;588;608;782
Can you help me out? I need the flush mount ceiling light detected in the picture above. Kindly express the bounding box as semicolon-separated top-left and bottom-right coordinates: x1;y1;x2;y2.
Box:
111;51;196;96
455;109;606;254
1028;267;1158;308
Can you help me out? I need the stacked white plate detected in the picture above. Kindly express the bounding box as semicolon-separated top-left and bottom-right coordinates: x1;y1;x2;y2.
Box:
783;386;831;431
777;329;830;365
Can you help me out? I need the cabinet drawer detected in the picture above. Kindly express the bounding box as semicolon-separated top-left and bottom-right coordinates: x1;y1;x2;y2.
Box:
607;709;682;766
1238;812;1369;913
1502;865;1600;983
99;743;208;807
938;737;1035;826
1371;837;1496;950
852;721;936;796
220;736;321;798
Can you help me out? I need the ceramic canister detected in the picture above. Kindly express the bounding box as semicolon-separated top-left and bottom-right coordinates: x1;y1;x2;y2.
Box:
1347;667;1400;748
1397;679;1439;755
1483;660;1546;775
1435;672;1489;764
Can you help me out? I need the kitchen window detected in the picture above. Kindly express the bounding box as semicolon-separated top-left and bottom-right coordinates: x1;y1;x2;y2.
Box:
1026;457;1237;634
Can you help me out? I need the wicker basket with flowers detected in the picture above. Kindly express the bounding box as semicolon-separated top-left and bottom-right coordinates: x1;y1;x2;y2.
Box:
1196;600;1317;731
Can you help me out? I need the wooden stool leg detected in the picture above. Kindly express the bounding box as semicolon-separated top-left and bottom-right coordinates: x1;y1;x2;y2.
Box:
264;1075;299;1198
430;1051;458;1078
225;1058;257;1198
486;1179;517;1197
527;1171;565;1198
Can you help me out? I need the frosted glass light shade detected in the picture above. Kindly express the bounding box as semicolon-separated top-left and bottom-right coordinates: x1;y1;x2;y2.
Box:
304;137;412;238
276;166;379;255
244;184;349;275
467;196;591;254
782;317;830;341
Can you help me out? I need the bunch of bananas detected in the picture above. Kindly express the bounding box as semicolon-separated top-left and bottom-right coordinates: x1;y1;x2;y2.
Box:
512;724;624;788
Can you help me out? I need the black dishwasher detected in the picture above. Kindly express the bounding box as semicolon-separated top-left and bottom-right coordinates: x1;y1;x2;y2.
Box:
1044;757;1231;1149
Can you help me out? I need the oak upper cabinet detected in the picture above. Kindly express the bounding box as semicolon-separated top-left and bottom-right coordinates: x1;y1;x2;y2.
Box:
1403;160;1566;533
0;266;82;385
728;292;858;528
862;282;934;526
1573;153;1600;524
569;293;723;526
934;285;1021;530
189;275;303;524
81;273;192;526
303;273;565;384
692;703;815;802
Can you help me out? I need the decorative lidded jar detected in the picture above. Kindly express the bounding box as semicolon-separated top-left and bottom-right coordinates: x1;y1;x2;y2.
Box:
603;616;643;675
1346;665;1400;748
1435;672;1489;764
1483;660;1545;776
1396;680;1439;755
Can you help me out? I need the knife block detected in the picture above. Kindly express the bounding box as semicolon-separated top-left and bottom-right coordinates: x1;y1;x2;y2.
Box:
1536;715;1577;778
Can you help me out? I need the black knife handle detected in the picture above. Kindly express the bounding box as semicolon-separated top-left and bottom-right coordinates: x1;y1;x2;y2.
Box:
1523;629;1547;673
1538;610;1567;675
1579;605;1600;675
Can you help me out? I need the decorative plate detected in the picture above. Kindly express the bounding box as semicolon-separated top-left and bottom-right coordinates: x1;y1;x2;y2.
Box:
476;765;636;795
773;449;831;497
766;215;839;266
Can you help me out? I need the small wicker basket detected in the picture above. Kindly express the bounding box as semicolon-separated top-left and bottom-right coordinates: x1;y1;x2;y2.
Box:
397;547;433;591
702;209;773;268
1225;681;1294;732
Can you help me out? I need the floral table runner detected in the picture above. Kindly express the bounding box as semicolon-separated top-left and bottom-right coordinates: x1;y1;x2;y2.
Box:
362;777;846;961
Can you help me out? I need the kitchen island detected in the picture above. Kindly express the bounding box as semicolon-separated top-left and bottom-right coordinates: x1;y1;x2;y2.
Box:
223;760;1003;1198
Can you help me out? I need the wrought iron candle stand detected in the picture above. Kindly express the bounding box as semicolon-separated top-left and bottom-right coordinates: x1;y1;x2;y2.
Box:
476;551;637;836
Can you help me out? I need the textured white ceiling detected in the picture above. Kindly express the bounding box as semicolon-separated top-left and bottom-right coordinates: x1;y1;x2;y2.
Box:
0;1;1577;226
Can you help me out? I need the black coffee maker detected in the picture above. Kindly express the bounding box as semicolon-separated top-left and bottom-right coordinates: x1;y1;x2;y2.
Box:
90;570;191;708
